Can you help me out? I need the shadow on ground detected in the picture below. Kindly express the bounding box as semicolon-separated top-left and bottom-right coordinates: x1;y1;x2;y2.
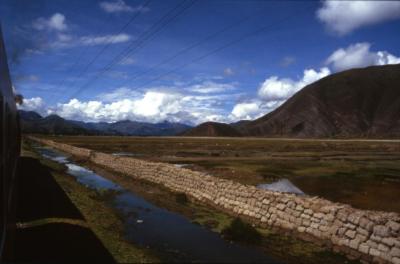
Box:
11;156;115;262
16;157;83;221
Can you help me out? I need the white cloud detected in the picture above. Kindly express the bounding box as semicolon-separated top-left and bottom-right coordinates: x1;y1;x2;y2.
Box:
100;0;149;13
186;81;236;94
230;100;284;120
231;67;331;121
258;68;330;101
80;33;132;46
18;97;47;115
51;33;132;48
326;42;400;71
317;1;400;35
33;13;68;31
231;101;262;120
34;87;238;124
53;92;219;124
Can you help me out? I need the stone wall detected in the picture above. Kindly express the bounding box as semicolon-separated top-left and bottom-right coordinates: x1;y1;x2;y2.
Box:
32;137;400;264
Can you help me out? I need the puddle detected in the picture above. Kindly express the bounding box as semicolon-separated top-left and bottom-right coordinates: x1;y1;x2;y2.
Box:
35;145;279;263
173;164;190;168
257;179;304;195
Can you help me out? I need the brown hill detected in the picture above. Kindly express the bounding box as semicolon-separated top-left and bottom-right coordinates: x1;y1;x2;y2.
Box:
183;122;242;137
243;64;400;138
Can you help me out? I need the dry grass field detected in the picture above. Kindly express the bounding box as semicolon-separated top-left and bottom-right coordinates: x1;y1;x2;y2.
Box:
42;136;400;213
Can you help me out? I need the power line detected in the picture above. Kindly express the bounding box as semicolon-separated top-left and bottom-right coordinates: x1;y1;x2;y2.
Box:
113;14;254;89
58;0;152;97
51;11;116;95
98;0;196;75
126;6;311;92
66;0;197;101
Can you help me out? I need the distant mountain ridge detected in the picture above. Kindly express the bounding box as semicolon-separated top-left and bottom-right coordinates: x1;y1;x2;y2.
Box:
243;64;400;138
183;122;243;137
19;110;192;136
186;64;400;138
20;64;400;138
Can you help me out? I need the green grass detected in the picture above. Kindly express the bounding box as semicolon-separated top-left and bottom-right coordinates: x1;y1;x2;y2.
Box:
35;135;400;212
28;138;360;264
221;218;262;244
17;218;88;229
175;192;189;204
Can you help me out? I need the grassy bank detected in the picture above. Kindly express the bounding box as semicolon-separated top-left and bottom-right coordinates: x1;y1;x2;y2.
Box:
23;141;159;263
76;156;357;264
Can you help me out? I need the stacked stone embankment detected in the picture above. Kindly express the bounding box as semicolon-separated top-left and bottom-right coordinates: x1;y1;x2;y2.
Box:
32;137;400;264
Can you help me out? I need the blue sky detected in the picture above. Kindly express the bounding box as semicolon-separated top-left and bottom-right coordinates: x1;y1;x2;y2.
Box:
1;0;400;124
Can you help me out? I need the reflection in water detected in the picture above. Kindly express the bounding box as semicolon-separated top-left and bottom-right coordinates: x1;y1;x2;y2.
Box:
35;146;279;263
173;163;190;168
257;179;305;195
66;163;122;191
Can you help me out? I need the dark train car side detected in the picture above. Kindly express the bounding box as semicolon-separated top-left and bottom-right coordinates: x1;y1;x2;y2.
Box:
0;25;21;260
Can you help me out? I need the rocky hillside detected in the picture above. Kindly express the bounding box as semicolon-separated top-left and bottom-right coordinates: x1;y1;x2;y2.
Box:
183;122;242;137
244;64;400;138
186;64;400;138
19;111;93;135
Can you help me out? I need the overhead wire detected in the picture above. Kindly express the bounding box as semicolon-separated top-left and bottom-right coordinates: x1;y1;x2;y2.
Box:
125;6;311;92
58;0;152;98
112;14;255;89
65;0;197;101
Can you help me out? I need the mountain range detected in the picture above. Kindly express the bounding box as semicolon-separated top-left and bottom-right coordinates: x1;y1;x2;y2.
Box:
20;64;400;138
19;110;192;136
183;121;243;137
185;64;400;138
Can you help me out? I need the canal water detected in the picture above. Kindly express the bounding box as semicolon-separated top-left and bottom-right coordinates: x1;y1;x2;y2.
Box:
35;145;279;263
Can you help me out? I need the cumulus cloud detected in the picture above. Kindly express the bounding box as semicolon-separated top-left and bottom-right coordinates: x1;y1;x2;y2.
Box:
33;13;68;31
231;101;263;120
100;0;149;13
53;91;226;124
258;68;330;102
317;1;400;35
26;87;238;124
231;67;331;121
326;42;400;71
18;97;47;115
230;100;284;120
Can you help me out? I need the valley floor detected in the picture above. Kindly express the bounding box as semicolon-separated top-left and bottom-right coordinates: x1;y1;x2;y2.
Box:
41;135;400;213
21;137;356;263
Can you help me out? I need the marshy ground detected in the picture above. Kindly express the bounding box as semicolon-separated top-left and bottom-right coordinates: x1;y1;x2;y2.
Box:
43;136;400;213
23;137;359;263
